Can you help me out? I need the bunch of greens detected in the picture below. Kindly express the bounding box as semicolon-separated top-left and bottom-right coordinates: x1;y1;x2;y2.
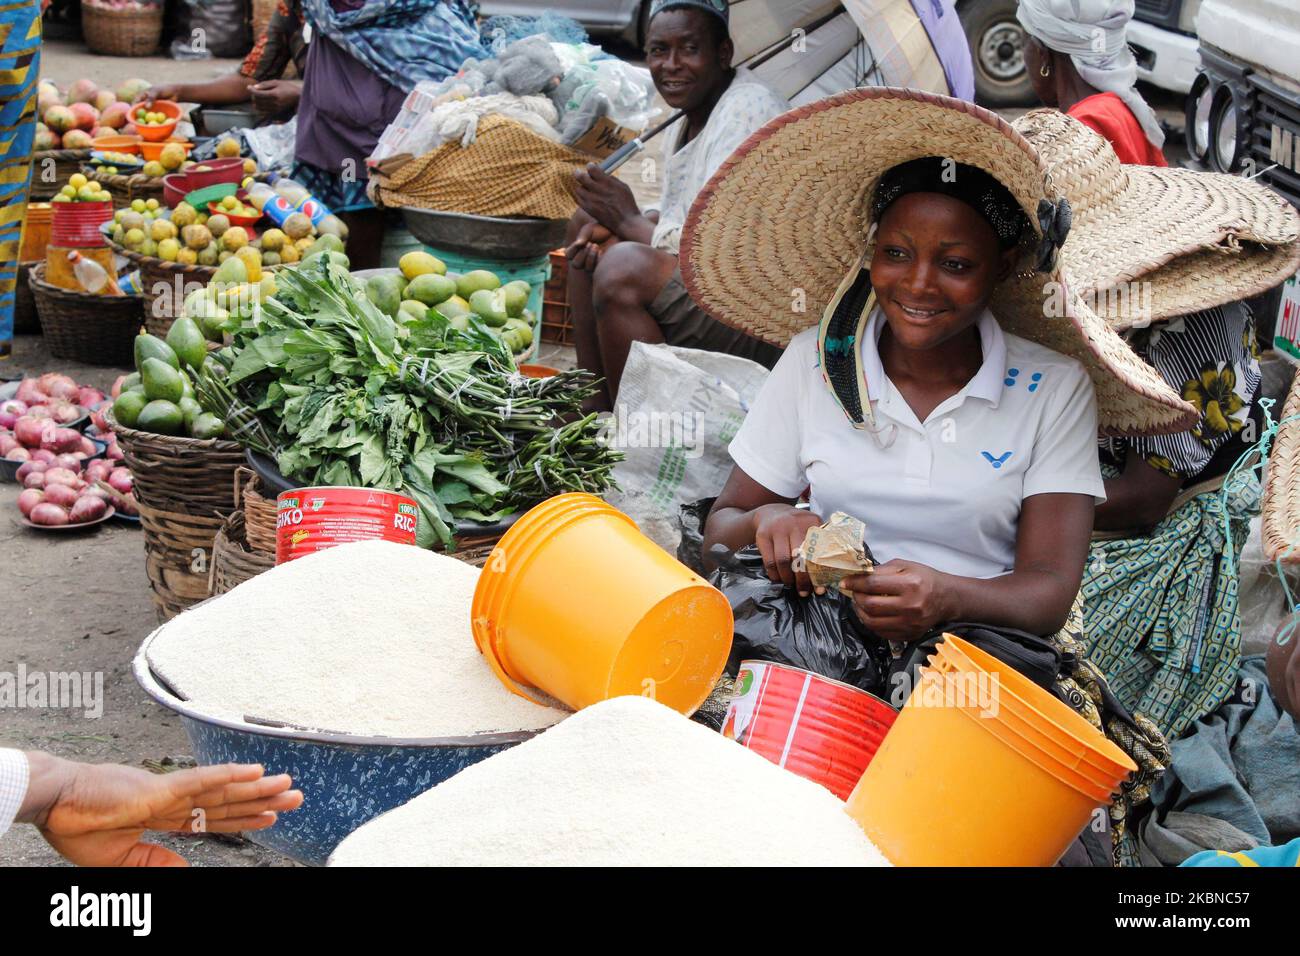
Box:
207;257;618;548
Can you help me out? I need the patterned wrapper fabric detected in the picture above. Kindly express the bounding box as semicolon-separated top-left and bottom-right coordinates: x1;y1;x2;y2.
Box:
0;0;40;359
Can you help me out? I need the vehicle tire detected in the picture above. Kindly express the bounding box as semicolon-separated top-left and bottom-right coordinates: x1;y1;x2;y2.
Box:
959;0;1036;107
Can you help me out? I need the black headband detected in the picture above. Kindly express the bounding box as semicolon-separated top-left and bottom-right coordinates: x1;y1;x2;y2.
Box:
870;157;1028;250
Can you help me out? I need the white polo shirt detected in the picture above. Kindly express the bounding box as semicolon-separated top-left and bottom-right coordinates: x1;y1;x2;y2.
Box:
729;309;1105;580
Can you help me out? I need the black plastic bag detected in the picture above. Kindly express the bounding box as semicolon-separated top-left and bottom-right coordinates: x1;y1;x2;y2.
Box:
676;496;715;575
168;0;251;59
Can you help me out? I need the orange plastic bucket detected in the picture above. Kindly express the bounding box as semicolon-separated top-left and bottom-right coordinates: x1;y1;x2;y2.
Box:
471;493;733;715
845;634;1136;866
722;660;897;799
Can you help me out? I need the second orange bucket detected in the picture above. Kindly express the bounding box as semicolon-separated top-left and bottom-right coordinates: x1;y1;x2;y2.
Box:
471;493;734;715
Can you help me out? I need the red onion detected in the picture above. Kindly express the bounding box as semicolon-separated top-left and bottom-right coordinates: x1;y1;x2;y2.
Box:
38;373;77;395
80;485;110;501
0;399;26;429
77;387;106;408
110;375;128;400
42;428;82;455
90;408;110;433
52;453;82;471
79;437;97;457
85;461;111;483
47;381;81;404
50;402;81;425
5;446;30;463
118;492;138;516
13;417;46;448
106;443;124;461
0;434;16;456
108;468;133;494
23;470;45;489
15;379;47;406
15;461;47;482
44;467;80;487
69;496;108;523
31;449;56;464
25;405;52;420
42;483;79;509
29;503;69;526
17;488;44;517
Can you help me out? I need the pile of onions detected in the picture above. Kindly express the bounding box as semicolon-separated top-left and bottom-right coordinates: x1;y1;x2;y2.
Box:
17;457;133;525
3;372;114;465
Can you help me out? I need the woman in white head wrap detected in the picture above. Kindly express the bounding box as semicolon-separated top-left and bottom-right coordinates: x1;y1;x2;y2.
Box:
1018;0;1168;166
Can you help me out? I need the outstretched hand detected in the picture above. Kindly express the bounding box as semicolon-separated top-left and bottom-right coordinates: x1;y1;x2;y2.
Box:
33;757;302;867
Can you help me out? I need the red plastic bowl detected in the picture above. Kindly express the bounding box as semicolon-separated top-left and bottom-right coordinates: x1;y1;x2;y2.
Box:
162;158;245;208
133;100;182;142
207;193;262;229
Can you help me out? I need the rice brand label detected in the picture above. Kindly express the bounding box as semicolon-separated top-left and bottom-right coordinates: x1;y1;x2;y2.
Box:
394;502;419;534
276;486;420;564
721;661;767;743
278;497;300;510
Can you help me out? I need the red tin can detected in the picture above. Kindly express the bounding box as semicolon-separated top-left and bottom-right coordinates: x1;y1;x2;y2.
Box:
275;486;419;564
50;199;113;248
722;660;898;800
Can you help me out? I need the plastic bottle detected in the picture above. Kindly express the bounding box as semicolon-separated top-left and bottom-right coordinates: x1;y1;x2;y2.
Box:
118;270;142;295
245;182;297;228
68;250;109;294
269;175;334;226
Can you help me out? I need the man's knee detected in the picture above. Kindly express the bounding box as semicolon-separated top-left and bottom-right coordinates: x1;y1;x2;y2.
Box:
593;242;672;310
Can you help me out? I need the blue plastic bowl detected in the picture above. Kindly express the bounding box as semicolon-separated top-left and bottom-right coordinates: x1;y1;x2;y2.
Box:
132;630;537;865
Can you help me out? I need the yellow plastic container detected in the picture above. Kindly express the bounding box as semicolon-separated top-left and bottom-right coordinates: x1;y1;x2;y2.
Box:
471;493;733;715
845;634;1136;867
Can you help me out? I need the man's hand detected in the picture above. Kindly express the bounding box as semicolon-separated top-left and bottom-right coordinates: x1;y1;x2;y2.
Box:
250;79;302;117
27;754;302;867
573;163;643;237
843;559;956;642
565;220;616;272
753;504;824;596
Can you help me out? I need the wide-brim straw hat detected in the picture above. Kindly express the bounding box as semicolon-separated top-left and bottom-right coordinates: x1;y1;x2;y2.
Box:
1263;367;1300;565
680;87;1196;436
1009;108;1300;331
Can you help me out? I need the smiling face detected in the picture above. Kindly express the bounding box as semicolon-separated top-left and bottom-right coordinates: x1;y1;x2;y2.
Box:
869;192;1018;353
645;8;733;112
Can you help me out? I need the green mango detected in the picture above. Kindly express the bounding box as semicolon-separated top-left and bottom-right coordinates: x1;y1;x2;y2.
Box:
141;357;185;403
407;273;457;307
136;399;184;436
120;372;141;392
455;269;501;300
134;333;179;373
434;294;471;321
200;307;230;343
112;390;148;428
469;288;509;327
312;233;346;256
448;313;470;332
179;397;203;429
189;412;227;440
365;275;403;318
398;299;429;322
212;255;248;287
165;316;208;370
502;280;530;317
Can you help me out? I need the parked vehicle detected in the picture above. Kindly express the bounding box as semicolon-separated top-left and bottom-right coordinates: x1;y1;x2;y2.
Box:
1184;0;1300;353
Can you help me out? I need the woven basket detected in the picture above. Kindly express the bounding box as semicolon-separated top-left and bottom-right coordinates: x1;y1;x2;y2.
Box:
109;239;216;337
28;150;93;201
28;263;143;365
82;2;164;57
87;166;165;208
137;498;223;621
235;467;279;554
107;409;246;515
211;510;276;596
13;262;41;335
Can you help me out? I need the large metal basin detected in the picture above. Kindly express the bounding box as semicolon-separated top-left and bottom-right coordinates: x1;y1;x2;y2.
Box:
401;208;567;260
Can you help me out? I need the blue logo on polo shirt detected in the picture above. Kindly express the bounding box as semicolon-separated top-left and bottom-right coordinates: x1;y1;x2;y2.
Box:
981;451;1013;469
1004;368;1044;392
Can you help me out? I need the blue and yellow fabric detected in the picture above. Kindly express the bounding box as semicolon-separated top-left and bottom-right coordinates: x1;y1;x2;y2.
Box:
0;0;41;359
1181;837;1300;867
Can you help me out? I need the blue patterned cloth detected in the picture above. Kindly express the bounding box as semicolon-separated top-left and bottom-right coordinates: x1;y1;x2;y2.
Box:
1181;837;1300;867
0;0;41;358
299;0;487;95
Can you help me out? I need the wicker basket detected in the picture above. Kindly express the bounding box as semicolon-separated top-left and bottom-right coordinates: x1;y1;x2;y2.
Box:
28;263;143;365
107;410;246;515
109;239;216;337
235;467;279;554
28;150;93;201
137;498;223;621
13;262;41;335
211;510;276;596
1263;366;1300;564
87;166;165;208
81;2;164;57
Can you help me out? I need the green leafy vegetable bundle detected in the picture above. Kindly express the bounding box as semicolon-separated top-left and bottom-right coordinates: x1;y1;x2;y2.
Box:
204;257;619;548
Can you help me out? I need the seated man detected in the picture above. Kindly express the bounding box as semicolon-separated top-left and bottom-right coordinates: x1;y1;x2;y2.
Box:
141;0;306;121
566;0;789;412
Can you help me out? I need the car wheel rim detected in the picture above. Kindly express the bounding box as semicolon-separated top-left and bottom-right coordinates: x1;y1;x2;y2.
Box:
978;22;1024;83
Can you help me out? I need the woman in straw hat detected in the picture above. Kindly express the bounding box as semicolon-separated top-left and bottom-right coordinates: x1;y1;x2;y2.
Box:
1017;0;1167;167
1010;107;1300;739
683;86;1190;864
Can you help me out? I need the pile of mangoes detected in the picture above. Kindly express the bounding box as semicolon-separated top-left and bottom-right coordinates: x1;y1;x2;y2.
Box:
111;329;226;439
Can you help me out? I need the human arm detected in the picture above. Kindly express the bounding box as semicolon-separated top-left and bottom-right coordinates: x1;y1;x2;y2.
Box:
12;750;302;867
250;79;303;117
141;74;256;107
1094;454;1182;531
572;163;656;244
842;492;1094;640
704;466;823;594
